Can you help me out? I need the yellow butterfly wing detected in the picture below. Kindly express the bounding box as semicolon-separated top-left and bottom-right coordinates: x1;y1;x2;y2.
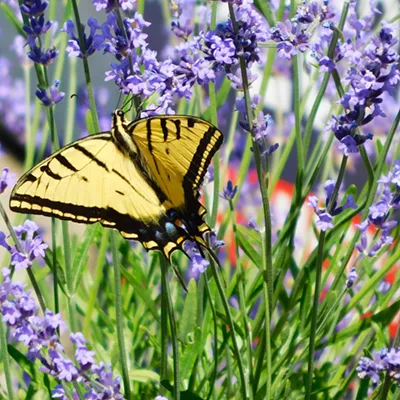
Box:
9;133;189;258
125;115;223;245
128;116;223;199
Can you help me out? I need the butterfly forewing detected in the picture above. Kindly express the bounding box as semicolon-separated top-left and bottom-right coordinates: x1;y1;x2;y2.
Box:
128;115;223;210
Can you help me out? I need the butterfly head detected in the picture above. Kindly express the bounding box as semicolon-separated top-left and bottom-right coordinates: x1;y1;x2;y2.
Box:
113;109;126;127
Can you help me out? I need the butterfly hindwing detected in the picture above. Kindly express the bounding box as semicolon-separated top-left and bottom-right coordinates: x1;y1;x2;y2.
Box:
9;133;190;259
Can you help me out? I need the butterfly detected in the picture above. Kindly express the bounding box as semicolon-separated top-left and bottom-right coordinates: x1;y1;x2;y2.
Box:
9;110;223;260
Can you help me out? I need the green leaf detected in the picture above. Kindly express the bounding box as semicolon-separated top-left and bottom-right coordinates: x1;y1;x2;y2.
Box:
253;0;275;27
72;224;100;291
325;299;400;346
237;226;262;267
180;328;203;380
129;369;159;382
8;345;44;393
44;248;67;295
120;265;158;319
0;4;26;37
179;279;198;343
202;77;231;121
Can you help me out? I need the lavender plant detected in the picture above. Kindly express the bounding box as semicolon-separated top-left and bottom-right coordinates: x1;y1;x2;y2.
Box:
0;0;400;399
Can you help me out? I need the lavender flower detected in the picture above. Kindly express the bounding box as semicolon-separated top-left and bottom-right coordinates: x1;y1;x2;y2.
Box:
0;168;16;194
269;20;311;60
0;220;48;271
63;18;104;58
356;160;400;257
35;80;65;107
308;180;356;231
236;96;279;157
269;1;334;60
328;21;400;154
357;348;400;388
202;1;267;71
220;181;238;201
184;241;209;274
0;268;123;398
346;267;358;289
248;219;260;232
21;0;59;65
209;231;225;250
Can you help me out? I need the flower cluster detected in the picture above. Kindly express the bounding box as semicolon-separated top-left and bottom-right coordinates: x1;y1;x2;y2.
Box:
329;21;400;155
0;220;47;271
308;180;357;231
0;268;123;399
202;2;268;70
21;0;59;66
356;160;399;257
268;0;334;60
357;347;400;387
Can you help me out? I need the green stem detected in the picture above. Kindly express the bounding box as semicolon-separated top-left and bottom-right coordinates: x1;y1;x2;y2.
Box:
110;232;132;400
228;5;274;315
209;258;248;399
160;255;168;395
229;200;253;399
137;0;145;15
305;231;326;399
204;276;218;400
51;218;59;317
305;154;348;399
71;0;100;133
62;220;77;331
83;230;109;337
160;256;180;400
65;57;78;144
0;319;14;400
253;229;272;398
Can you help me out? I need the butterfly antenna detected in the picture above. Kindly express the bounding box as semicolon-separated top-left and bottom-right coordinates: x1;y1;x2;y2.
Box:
70;94;91;110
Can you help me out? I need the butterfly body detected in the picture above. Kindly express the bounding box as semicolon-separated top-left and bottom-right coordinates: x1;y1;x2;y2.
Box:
10;110;223;260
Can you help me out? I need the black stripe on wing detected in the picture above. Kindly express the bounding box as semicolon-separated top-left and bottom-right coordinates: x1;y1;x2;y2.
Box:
10;193;191;260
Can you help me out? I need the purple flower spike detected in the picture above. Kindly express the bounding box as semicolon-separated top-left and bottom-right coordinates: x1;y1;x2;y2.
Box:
220;181;238;201
357;347;400;388
248;219;260;232
27;45;59;66
209;232;225;250
35;80;65;107
63;18;104;58
20;0;49;17
0;268;123;398
346;268;358;288
0;168;16;194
